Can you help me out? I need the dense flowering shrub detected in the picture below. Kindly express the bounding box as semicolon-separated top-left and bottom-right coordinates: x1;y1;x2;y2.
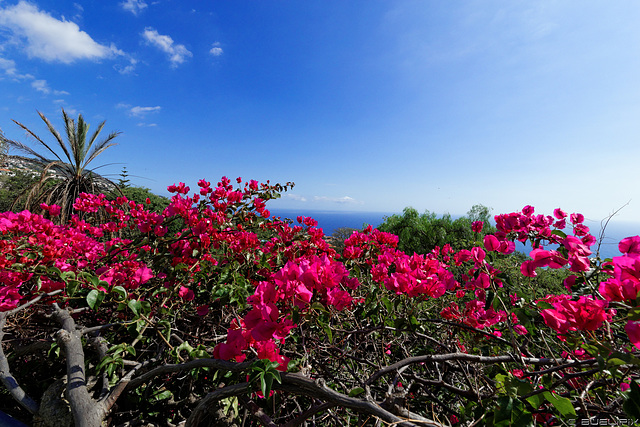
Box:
1;179;639;426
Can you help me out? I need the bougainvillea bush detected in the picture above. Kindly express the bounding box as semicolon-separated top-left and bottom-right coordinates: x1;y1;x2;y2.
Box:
1;177;639;427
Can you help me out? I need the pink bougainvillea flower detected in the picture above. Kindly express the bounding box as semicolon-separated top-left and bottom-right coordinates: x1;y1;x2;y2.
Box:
483;234;499;252
133;265;154;285
570;213;584;224
514;324;528;335
520;260;537;277
553;208;567;219
0;285;22;312
563;275;577;292
541;296;610;335
625;320;640;350
619;236;640;257
472;221;484;233
471;247;485;265
49;205;61;216
178;286;195;301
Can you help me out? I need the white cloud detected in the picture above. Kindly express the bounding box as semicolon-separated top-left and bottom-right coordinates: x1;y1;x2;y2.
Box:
0;57;17;76
114;58;138;75
129;105;161;117
0;1;120;63
121;0;147;16
31;79;48;93
30;79;68;95
313;196;360;204
284;194;307;202
209;42;223;57
142;27;192;67
0;56;34;80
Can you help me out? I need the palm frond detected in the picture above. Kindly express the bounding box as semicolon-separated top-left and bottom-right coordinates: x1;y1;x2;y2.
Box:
11;119;63;162
6;108;120;224
83;131;120;168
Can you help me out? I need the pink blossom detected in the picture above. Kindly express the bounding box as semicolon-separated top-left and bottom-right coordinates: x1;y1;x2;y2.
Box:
619;236;640;257
483;235;499;252
514;325;528;335
472;221;484;233
196;305;209;316
178;286;195;301
570;213;584;224
553;208;567;219
133;265;154;285
0;285;21;311
625;320;640;350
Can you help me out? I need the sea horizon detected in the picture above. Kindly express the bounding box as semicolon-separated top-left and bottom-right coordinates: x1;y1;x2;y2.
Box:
269;208;640;261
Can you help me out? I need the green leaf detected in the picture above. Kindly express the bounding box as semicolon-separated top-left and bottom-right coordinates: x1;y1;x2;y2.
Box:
493;396;514;423
47;266;62;277
381;296;393;313
86;289;105;310
535;301;554;310
543;391;576;417
628;306;640;321
60;270;76;281
348;387;364;397
310;302;329;313
112;285;127;301
128;299;142;317
485;290;495;310
66;279;80;297
96;356;114;372
149;389;173;403
526;393;544;410
623;381;640;420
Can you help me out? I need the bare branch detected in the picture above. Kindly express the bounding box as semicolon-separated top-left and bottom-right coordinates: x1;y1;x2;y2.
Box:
0;312;40;415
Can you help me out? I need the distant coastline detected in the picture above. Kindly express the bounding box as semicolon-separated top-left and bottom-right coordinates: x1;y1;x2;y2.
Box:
269;209;640;261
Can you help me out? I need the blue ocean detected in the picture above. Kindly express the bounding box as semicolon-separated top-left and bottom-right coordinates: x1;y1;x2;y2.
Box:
269;209;640;261
269;209;393;236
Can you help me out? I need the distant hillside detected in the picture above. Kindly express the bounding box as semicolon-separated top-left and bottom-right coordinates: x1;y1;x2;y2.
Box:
0;155;43;177
0;155;114;193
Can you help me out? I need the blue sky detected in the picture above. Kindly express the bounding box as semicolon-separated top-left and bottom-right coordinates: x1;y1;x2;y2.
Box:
1;1;640;227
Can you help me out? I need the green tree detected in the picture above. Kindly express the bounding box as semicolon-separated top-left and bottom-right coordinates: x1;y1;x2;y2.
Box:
330;226;359;253
0;108;120;223
117;166;131;189
0;170;39;213
377;204;495;255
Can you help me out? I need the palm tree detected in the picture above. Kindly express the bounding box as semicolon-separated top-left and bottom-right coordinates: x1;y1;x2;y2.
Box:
0;108;121;223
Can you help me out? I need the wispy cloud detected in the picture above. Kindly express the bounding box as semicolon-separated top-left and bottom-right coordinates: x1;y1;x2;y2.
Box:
0;1;121;63
118;103;161;118
130;105;161;117
209;42;223;57
0;56;32;80
114;58;138;75
31;79;69;95
121;0;147;16
313;196;361;205
141;27;192;67
284;194;307;202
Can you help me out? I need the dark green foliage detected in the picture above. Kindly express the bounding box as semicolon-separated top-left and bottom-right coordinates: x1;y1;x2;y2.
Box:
116;186;170;214
117;166;131;189
330;227;359;253
377;204;496;255
107;185;185;237
0;170;40;212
